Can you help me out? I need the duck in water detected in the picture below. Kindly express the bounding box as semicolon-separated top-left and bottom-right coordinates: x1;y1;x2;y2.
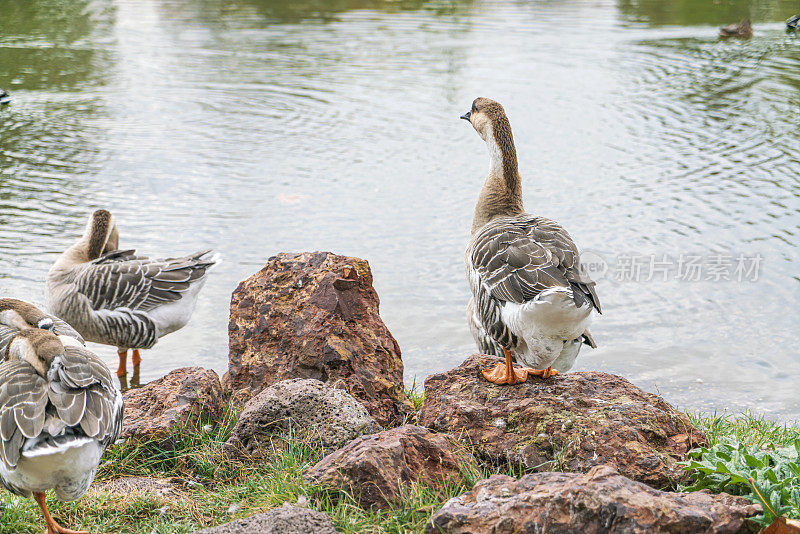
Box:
719;19;753;38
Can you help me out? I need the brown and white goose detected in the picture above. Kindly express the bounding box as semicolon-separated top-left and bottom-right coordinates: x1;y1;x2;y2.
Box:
46;209;219;376
461;98;601;385
0;298;84;347
0;300;122;534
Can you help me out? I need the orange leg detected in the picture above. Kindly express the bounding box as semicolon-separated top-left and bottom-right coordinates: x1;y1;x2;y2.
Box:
116;350;127;377
34;492;90;534
482;347;529;385
132;349;141;367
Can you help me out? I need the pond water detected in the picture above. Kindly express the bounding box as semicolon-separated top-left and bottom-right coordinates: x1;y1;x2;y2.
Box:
1;0;798;418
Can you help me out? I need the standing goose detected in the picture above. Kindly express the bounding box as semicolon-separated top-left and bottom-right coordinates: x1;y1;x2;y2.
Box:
461;98;601;385
46;209;218;376
0;302;123;534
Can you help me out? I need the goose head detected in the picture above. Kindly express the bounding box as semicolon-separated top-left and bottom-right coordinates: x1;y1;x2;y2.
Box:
8;329;64;378
460;97;519;180
0;298;55;331
460;97;512;143
81;209;120;260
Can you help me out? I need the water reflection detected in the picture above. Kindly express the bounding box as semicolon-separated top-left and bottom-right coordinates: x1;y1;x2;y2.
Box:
1;0;798;418
617;0;798;26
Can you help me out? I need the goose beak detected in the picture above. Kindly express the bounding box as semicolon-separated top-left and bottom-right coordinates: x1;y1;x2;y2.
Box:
460;111;471;121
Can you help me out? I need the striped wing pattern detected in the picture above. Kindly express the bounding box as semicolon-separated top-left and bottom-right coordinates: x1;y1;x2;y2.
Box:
0;361;47;469
0;346;122;473
468;215;600;352
71;249;216;349
77;249;215;312
0;326;17;358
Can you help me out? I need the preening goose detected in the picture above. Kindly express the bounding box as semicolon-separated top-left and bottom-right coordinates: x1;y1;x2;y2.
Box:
461;98;601;385
0;302;123;534
46;209;219;377
0;298;84;346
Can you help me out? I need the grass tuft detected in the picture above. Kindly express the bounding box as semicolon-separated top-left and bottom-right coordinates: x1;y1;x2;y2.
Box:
405;379;425;412
689;411;800;449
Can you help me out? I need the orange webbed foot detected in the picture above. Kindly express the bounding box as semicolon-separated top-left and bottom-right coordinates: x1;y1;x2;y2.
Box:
527;366;559;379
481;347;530;385
482;363;529;385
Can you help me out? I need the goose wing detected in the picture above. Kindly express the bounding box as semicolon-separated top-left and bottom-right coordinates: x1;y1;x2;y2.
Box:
0;346;122;471
470;215;600;312
0;325;18;357
0;361;48;468
74;249;216;313
49;344;123;448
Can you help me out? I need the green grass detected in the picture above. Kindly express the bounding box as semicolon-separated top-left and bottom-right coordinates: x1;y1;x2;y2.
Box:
682;412;800;528
0;403;494;534
3;407;798;533
405;379;425;412
689;411;800;449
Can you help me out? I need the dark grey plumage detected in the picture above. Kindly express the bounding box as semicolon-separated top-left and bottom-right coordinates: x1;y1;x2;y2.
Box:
467;214;601;357
49;247;217;350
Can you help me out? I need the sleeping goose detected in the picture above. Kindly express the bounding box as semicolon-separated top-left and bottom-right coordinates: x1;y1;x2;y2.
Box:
46;209;219;377
0;302;122;534
461;98;601;385
0;298;84;345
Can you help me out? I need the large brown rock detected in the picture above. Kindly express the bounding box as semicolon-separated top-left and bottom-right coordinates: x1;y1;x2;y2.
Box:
122;367;223;441
426;465;760;534
224;251;412;426
306;425;473;509
419;354;706;488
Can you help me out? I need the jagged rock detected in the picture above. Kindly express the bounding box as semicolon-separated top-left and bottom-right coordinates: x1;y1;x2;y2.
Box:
306;425;473;509
122;367;222;442
223;251;412;426
426;465;760;534
222;378;381;457
194;504;339;533
419;354;706;488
